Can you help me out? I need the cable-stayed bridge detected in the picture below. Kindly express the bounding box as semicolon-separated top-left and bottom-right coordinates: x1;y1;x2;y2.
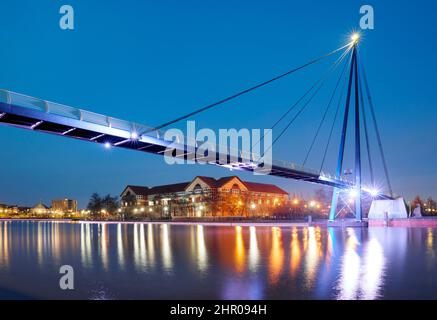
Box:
0;34;394;222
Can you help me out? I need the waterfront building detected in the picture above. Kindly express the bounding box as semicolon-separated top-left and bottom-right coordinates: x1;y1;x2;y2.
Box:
51;199;78;214
120;176;289;218
0;203;31;216
31;202;50;216
0;203;19;215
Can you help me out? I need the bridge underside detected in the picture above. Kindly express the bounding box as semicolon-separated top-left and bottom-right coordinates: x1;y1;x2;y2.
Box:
0;90;388;198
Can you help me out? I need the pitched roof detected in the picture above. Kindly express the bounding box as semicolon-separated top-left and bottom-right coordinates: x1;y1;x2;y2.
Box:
242;181;288;195
125;186;151;196
148;182;190;195
123;176;288;196
196;176;220;188
197;176;288;194
216;176;239;186
124;182;190;197
33;202;49;209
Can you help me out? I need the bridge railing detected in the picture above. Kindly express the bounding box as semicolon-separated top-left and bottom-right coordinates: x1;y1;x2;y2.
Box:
0;89;352;186
0;89;162;138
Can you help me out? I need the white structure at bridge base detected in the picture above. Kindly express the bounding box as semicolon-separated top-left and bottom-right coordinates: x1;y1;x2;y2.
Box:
368;198;408;219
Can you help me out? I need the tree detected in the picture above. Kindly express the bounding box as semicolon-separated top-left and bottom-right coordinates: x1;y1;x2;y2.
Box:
102;194;119;215
411;196;424;216
87;193;119;219
87;193;102;219
425;197;437;216
314;188;331;205
412;196;423;208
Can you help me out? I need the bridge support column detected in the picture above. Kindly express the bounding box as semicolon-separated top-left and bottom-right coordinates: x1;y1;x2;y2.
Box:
329;188;340;221
328;43;365;226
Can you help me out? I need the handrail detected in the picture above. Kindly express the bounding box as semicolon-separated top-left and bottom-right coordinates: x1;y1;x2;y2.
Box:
0;89;345;184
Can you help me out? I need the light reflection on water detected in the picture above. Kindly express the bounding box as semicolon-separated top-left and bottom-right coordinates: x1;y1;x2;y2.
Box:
0;221;436;299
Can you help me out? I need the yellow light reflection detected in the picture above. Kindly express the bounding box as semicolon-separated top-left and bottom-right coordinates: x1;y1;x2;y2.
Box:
139;223;147;266
161;224;173;270
304;227;323;287
427;228;433;250
117;223;125;270
426;228;435;268
147;223;155;267
234;226;245;274
133;223;147;270
51;222;61;265
80;222;92;268
0;222;10;268
290;227;301;277
38;222;44;266
269;227;284;284
248;226;259;272
196;225;208;272
100;223;108;270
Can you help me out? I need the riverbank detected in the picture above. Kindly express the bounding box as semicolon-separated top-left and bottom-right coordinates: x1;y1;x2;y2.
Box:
3;217;437;228
369;217;437;227
0;218;318;227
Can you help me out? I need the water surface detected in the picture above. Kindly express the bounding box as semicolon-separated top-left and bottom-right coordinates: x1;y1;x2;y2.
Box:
0;221;436;299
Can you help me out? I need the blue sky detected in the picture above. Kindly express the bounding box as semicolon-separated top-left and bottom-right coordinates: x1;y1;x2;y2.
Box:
1;0;436;207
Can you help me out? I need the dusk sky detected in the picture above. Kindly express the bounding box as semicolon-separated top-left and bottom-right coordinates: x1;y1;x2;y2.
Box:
1;0;436;208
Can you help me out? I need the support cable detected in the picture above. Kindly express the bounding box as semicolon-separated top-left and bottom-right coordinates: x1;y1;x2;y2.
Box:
302;51;350;167
252;46;352;152
361;62;394;197
267;46;352;132
319;55;352;173
262;46;352;157
147;43;353;133
358;71;375;186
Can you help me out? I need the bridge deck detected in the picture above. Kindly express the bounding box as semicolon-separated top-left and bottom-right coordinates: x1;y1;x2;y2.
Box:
0;89;357;191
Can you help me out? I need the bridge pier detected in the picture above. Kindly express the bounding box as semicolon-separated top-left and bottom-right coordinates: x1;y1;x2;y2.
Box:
328;43;366;227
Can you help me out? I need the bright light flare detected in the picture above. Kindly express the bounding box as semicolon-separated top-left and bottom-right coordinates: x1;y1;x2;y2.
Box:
130;132;139;140
351;33;360;44
363;186;381;197
104;142;111;149
370;189;379;197
349;189;358;199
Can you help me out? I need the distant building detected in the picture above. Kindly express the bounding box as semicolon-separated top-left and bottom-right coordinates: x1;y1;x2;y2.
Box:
51;199;78;214
120;176;289;218
31;202;50;215
0;203;19;215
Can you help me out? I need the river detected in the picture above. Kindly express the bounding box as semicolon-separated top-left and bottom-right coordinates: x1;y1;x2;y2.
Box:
0;220;436;299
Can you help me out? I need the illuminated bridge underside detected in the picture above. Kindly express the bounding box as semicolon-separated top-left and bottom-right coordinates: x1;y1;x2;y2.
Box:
0;90;378;194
